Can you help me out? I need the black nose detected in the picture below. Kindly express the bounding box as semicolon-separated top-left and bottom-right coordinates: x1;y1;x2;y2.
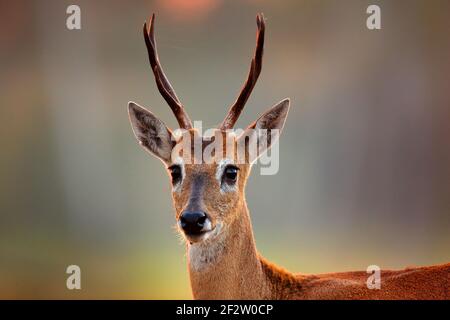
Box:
179;211;207;235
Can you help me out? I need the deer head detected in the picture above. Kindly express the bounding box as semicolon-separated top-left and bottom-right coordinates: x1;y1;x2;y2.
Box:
128;13;290;246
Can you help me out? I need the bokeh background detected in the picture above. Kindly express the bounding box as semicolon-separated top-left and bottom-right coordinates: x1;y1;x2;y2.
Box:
1;0;449;299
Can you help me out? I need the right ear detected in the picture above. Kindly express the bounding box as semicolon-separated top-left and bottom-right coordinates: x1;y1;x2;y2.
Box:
128;101;175;164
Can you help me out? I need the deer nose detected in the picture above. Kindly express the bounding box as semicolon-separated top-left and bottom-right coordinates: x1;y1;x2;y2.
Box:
179;211;207;235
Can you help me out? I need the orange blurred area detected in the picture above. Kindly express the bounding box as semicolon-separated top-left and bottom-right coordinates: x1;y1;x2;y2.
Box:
156;0;221;21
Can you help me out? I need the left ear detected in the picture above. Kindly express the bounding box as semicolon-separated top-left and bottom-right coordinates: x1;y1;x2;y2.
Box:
237;98;290;162
128;101;175;164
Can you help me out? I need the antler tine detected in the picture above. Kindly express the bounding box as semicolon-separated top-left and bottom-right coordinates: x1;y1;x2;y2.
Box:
220;13;265;130
143;14;193;129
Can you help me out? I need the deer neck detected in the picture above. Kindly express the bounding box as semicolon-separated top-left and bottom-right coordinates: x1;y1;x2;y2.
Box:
187;203;270;299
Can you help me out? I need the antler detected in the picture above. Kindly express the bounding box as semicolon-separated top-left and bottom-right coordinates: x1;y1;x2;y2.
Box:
220;13;265;130
143;14;193;129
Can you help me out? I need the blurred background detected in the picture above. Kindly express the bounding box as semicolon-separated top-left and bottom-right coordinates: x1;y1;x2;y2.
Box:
0;0;449;299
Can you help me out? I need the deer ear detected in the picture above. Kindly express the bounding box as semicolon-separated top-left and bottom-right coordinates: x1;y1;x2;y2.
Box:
237;98;290;162
128;101;175;163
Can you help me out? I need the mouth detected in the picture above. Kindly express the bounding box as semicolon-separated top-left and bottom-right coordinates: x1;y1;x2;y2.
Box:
184;229;213;243
182;223;222;244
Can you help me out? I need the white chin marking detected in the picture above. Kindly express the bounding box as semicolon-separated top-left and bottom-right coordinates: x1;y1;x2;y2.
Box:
188;223;225;272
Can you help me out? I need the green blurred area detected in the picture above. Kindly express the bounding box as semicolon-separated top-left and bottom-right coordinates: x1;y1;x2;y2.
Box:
1;0;449;299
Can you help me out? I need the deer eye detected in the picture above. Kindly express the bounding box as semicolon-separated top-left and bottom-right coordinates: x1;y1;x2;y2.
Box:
168;165;182;185
223;166;239;184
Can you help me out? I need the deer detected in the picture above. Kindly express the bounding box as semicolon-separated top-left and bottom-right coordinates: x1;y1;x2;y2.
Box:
128;13;450;299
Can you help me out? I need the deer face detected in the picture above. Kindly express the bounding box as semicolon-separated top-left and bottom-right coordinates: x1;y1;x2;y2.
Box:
168;150;250;244
128;99;289;243
128;13;290;244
